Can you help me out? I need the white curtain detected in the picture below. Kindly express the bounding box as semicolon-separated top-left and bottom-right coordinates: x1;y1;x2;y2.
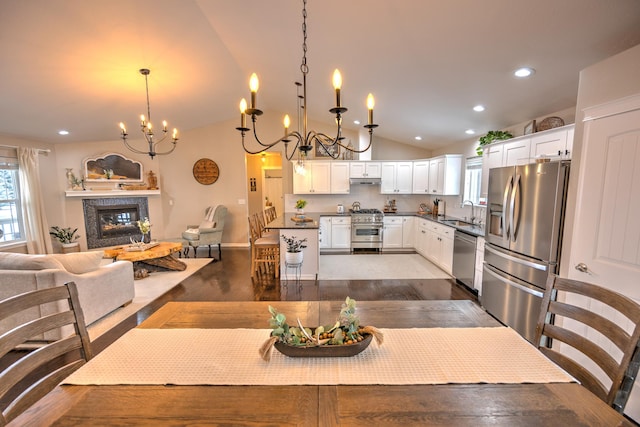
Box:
17;147;52;254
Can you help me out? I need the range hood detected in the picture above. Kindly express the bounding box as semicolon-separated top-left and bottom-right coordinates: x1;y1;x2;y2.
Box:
349;177;381;185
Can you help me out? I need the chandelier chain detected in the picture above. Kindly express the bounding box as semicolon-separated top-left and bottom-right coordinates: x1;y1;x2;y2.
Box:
300;0;308;75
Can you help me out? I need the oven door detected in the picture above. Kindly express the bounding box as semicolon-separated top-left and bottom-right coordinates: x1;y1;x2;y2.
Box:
351;223;383;248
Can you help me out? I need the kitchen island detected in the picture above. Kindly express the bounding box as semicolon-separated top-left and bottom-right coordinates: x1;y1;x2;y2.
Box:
265;212;320;280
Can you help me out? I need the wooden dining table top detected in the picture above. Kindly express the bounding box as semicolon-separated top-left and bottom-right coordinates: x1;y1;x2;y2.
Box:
12;300;634;426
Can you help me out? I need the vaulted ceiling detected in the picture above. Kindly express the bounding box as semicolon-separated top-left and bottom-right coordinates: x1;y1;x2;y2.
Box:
1;0;639;150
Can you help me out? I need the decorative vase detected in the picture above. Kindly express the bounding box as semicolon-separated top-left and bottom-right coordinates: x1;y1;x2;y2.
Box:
61;242;80;254
141;233;151;244
65;168;74;190
285;251;303;265
296;208;304;217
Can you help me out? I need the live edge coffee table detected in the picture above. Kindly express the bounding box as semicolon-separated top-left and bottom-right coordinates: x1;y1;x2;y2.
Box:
104;242;186;276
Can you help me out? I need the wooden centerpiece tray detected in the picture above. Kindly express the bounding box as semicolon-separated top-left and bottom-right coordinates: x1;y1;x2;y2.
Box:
290;215;313;223
274;333;372;358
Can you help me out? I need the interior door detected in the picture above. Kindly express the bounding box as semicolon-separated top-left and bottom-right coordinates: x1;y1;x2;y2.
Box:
569;102;640;297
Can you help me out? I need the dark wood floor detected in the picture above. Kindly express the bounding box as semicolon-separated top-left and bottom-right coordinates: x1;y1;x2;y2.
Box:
93;248;479;352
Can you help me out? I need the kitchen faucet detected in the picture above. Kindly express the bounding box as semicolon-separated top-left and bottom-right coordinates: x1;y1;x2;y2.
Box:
463;200;476;223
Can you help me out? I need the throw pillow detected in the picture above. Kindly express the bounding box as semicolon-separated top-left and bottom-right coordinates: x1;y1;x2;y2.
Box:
198;220;216;229
0;253;63;270
51;251;105;274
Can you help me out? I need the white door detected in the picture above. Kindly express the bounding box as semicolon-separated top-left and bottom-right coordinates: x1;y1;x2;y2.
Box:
262;168;283;217
569;101;640;296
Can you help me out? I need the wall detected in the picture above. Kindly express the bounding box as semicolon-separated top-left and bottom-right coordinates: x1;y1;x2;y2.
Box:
372;136;432;160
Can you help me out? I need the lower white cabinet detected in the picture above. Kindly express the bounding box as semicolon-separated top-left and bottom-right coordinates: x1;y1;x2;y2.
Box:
383;217;403;249
423;221;455;274
473;236;485;295
319;217;332;249
402;216;415;248
415;219;429;257
330;216;351;249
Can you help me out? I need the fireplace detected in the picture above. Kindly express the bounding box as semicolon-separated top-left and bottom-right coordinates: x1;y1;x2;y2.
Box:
83;197;149;249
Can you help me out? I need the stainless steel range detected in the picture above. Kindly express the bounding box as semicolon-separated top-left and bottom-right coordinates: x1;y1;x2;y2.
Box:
350;208;384;251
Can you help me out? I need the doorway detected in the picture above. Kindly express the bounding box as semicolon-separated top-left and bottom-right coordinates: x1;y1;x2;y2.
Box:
246;153;283;218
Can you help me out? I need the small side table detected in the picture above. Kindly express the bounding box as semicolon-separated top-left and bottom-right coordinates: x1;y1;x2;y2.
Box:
284;261;303;288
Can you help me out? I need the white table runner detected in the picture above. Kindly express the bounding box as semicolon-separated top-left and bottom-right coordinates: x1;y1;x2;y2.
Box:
63;327;573;386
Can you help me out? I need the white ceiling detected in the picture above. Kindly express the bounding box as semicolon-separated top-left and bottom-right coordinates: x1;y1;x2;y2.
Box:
1;0;640;150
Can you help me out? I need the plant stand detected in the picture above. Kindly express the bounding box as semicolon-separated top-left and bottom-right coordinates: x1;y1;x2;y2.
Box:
284;260;303;288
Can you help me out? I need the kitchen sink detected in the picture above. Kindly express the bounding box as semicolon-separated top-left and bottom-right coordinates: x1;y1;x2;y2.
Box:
442;219;474;227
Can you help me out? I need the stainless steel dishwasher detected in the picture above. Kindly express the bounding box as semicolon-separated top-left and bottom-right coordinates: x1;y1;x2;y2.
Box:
452;230;477;289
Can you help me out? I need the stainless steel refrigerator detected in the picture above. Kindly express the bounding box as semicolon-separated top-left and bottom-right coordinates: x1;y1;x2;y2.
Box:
481;160;570;343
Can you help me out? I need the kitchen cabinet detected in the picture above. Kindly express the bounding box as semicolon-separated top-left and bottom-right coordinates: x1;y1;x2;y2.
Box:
381;162;413;194
319;217;332;249
415;218;430;257
292;161;331;194
382;216;403;249
427;155;462;195
330;216;351;249
412;160;430;194
330;162;350;194
530;127;573;159
402;216;415;248
481;144;504;199
502;138;531;166
473;236;485;295
424;221;455;274
350;161;381;178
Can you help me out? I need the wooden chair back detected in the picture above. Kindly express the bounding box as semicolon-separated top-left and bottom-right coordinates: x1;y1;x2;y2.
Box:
264;206;277;222
535;275;640;412
0;281;92;426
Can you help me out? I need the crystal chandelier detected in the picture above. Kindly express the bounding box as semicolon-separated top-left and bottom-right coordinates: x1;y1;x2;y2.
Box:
236;0;378;163
118;68;179;159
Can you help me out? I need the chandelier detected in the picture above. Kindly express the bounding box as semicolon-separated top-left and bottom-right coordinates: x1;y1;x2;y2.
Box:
118;68;179;159
236;0;378;163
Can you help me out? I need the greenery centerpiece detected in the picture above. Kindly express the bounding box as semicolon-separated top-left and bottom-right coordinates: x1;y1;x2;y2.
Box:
259;297;383;361
295;199;307;216
476;130;513;155
49;226;80;246
136;217;151;243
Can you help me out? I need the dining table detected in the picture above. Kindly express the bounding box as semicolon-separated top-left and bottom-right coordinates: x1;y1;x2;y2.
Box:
11;300;634;426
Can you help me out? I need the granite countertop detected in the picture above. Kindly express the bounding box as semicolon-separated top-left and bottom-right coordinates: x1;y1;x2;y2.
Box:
266;211;485;236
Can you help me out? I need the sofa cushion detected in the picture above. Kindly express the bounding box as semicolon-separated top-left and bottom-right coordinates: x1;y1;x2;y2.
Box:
0;253;63;270
198;220;216;229
51;251;105;274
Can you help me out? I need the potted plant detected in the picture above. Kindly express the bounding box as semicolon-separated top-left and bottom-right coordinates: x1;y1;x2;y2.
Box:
49;226;80;249
295;199;307;216
476;130;513;155
281;235;307;265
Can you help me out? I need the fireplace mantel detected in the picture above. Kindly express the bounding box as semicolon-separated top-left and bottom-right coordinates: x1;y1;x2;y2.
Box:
65;190;161;198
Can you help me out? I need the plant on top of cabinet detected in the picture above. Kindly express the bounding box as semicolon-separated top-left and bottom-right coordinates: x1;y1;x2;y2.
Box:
477;130;513;155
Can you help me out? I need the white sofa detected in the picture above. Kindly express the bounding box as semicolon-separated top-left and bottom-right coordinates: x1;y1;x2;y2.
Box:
0;251;134;340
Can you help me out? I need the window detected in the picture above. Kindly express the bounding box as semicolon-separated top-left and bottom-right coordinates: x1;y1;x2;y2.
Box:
463;156;483;205
0;160;24;244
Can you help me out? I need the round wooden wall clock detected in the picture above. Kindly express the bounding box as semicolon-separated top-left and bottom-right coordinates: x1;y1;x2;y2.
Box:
192;158;220;185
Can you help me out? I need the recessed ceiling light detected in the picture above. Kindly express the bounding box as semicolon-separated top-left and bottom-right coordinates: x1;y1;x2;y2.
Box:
514;67;535;78
415;136;422;141
473;105;485;112
58;130;69;135
465;129;475;135
353;120;361;125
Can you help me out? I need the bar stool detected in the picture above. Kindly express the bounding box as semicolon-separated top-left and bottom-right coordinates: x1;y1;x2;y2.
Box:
248;215;280;278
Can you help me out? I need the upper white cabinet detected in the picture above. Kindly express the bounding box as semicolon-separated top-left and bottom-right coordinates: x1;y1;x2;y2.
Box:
330;162;350;194
412;160;430;194
381;162;413;194
292;161;331;194
502;137;532;166
350;161;381;178
530;127;573;160
427;155;462;195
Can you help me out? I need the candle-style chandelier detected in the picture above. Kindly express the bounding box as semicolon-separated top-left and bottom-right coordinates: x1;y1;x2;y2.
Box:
119;68;179;159
236;0;378;162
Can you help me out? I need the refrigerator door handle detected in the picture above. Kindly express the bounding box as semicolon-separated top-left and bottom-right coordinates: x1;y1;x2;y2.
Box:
502;175;513;239
485;244;549;271
484;264;545;298
510;174;521;241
